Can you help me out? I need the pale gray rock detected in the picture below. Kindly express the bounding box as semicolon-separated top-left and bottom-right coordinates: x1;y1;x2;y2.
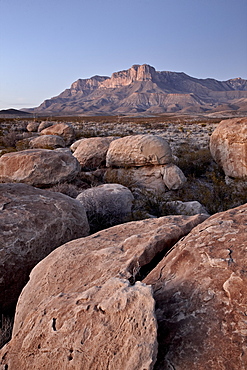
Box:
73;137;116;170
166;200;209;215
0;149;80;186
0;278;158;370
0;183;89;311
76;183;134;230
106;134;172;167
161;163;187;190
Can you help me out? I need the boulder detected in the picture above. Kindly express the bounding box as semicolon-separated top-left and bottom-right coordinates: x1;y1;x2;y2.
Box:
13;213;208;334
144;203;247;369
161;163;187;190
37;121;54;132
29;134;66;149
210;117;247;178
0;149;80;186
166;200;209;215
0;183;89;311
104;164;186;192
76;183;134;231
26;121;39;132
40;123;75;145
106;134;172;167
104;166;167;192
70;138;86;152
0;278;158;370
73;137;115;170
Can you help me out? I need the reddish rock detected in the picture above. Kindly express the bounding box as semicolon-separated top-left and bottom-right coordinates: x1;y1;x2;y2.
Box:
29;134;66;149
144;203;247;369
40;122;75;145
0;278;158;370
0;183;89;311
13;213;208;335
210;117;247;178
0;149;80;186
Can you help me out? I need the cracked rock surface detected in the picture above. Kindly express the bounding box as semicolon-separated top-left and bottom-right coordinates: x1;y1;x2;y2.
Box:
144;203;247;370
0;278;158;370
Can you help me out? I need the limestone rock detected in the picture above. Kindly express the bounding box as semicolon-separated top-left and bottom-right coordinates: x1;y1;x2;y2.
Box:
37;121;54;132
26;121;39;132
40;122;75;145
0;278;158;370
29;134;66;149
0;183;89;311
166;200;209;215
0;149;80;186
161;163;187;190
13;213;208;334
73;137;115;170
106;134;172;167
144;203;247;369
76;183;134;231
104;166;167;192
210;117;247;178
70;138;86;152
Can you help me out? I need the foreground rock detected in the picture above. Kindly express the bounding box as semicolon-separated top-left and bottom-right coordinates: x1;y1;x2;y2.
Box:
210;117;247;178
73;136;115;170
0;278;158;370
106;134;172;167
13;213;208;335
76;183;134;231
40;122;75;145
144;203;247;369
0;149;80;186
0;183;89;311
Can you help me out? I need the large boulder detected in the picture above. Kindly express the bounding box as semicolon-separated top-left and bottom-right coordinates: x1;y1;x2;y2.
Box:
210;117;247;178
106;134;172;167
37;121;54;132
76;183;134;231
0;149;80;186
0;183;89;311
40;122;75;145
26;121;39;132
29;134;66;149
144;203;247;369
73;137;115;170
0;278;158;370
13;213;208;334
104;164;186;192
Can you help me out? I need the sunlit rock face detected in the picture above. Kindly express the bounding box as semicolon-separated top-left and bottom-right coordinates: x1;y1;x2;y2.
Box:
210;117;247;178
144;203;247;369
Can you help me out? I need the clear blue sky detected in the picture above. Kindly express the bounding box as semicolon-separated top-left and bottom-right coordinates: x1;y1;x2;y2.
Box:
0;0;246;110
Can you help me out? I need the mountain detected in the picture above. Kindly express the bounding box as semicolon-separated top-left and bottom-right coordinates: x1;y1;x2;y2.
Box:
27;64;247;116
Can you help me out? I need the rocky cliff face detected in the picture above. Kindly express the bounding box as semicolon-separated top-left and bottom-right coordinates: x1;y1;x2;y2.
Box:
27;64;247;115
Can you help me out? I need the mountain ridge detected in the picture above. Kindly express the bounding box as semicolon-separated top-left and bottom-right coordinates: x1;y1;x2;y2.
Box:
26;64;247;116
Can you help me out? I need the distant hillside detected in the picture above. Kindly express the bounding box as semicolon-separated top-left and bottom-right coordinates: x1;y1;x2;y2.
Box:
0;109;31;117
26;64;247;116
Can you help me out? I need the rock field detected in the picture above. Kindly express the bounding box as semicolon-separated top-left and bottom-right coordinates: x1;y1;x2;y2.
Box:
0;116;246;369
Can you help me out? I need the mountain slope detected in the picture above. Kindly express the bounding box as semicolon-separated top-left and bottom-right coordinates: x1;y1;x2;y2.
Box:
27;64;247;115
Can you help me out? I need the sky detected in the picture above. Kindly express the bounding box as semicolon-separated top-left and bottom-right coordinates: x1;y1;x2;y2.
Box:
0;0;246;110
